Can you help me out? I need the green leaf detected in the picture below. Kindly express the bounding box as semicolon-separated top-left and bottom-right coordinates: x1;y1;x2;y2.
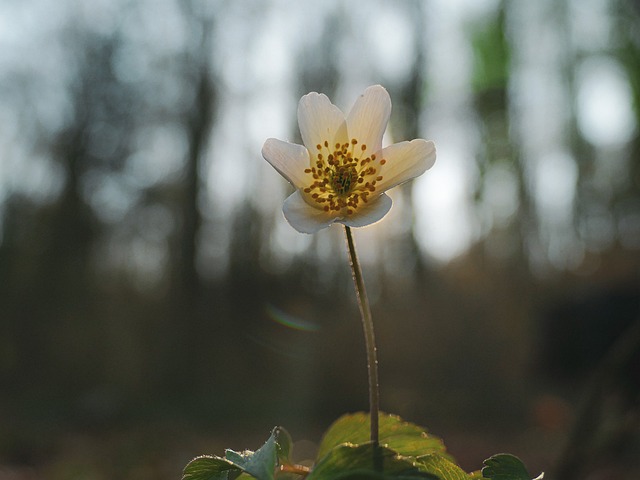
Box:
481;454;540;480
274;426;294;466
182;455;240;480
307;443;438;480
316;413;446;462
224;428;279;480
416;454;471;480
183;428;288;480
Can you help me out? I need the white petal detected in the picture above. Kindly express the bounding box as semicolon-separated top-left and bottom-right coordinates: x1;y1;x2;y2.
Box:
262;138;312;189
340;193;392;228
297;92;348;151
376;139;436;192
346;85;391;154
283;190;337;233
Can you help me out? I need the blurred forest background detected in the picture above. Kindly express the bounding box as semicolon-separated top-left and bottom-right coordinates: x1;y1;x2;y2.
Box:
1;0;639;479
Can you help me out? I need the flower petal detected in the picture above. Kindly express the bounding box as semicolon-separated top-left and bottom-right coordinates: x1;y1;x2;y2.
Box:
283;190;337;233
346;85;391;154
376;139;436;192
262;138;312;189
297;92;348;151
340;193;392;228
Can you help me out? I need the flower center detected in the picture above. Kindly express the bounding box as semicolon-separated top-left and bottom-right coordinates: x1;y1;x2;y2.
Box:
303;138;386;215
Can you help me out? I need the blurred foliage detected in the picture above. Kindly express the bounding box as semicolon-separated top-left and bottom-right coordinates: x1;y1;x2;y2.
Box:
0;0;639;479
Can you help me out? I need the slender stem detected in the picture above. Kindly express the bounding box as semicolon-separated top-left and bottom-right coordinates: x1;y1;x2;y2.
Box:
344;225;379;447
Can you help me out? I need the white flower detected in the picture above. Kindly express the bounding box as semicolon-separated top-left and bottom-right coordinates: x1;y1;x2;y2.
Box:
262;85;436;234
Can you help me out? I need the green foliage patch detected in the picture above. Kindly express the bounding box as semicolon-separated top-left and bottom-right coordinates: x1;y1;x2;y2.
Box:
182;413;541;480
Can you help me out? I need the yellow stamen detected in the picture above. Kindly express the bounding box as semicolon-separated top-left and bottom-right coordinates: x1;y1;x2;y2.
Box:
303;138;384;214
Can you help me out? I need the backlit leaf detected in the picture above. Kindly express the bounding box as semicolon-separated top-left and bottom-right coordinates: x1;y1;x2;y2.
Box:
307;443;437;480
416;454;471;480
316;412;446;462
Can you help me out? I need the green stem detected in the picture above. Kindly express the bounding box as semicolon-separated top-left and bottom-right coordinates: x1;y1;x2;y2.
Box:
344;225;379;447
